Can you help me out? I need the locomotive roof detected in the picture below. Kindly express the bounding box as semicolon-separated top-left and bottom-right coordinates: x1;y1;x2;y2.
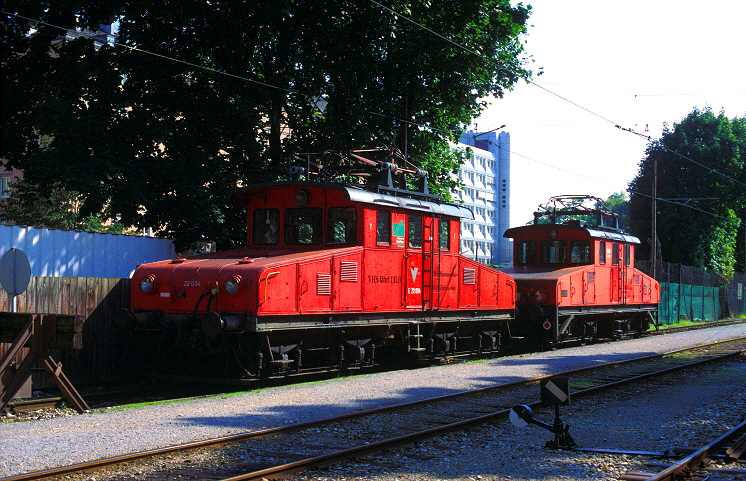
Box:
229;181;474;220
503;224;640;244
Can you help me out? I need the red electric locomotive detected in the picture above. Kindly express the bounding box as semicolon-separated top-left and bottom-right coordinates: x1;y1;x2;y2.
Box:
502;195;659;346
128;148;515;378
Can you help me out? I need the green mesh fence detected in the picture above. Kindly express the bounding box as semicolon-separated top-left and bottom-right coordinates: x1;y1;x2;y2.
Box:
636;260;728;324
658;283;719;324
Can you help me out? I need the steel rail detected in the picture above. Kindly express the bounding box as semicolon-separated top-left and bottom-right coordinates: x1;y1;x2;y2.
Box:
644;419;746;481
218;342;746;481
2;337;745;481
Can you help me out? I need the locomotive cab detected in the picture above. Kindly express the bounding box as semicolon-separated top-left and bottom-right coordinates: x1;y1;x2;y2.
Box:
502;195;659;346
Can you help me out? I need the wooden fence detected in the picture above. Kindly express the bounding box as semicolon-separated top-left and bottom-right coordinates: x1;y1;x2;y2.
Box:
0;277;132;389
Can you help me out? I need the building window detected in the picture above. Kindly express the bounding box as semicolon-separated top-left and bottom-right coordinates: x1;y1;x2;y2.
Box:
0;176;11;198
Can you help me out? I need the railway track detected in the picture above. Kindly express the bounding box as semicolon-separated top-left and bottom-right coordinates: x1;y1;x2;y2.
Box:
6;319;743;417
619;419;746;480
3;337;745;481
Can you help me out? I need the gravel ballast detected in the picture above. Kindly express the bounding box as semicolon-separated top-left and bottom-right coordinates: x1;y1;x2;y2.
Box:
1;324;745;479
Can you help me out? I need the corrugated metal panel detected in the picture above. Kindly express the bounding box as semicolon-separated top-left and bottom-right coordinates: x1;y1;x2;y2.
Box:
0;225;176;278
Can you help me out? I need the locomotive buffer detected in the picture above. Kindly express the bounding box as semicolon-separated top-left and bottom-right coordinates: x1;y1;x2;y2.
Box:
510;377;577;449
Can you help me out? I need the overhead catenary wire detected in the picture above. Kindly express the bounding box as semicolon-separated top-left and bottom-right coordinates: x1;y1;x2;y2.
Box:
504;148;732;221
368;1;746;217
3;7;742;220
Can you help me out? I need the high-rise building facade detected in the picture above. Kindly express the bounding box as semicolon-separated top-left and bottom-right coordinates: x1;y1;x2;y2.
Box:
455;130;511;265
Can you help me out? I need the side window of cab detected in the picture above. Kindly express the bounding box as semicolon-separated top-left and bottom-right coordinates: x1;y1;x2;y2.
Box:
377;210;391;245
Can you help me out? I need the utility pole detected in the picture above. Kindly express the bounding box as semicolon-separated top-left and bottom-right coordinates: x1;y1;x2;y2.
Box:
651;157;657;280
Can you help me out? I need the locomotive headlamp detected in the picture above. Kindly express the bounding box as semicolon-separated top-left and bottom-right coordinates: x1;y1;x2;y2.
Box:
548;229;558;240
224;276;241;294
294;189;310;206
532;288;549;304
139;274;157;294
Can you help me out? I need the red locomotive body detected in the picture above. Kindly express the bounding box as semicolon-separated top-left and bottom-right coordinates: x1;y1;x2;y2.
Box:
129;149;515;378
501;196;659;346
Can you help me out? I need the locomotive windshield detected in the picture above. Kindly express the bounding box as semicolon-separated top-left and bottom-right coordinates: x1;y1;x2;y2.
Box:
540;240;566;264
285;208;323;244
253;208;280;245
517;241;536;264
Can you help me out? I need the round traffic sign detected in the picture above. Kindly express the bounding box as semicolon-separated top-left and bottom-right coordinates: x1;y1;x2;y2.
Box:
0;248;31;297
509;404;533;428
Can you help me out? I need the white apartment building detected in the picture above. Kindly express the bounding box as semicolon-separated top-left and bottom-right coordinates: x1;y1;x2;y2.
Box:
455;130;511;265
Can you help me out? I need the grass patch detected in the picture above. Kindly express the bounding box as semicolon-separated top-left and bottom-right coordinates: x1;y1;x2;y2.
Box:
655;319;709;330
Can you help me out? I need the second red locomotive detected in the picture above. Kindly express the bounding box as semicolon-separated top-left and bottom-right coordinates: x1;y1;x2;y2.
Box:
502;195;660;346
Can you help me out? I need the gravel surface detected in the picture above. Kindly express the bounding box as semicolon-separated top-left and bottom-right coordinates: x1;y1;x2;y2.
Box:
1;324;745;479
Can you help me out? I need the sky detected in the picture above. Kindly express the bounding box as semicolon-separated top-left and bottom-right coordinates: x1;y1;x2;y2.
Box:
474;0;746;226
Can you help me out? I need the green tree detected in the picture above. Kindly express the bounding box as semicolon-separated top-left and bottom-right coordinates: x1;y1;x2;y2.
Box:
1;1;533;250
628;107;746;279
0;179;126;233
598;191;629;231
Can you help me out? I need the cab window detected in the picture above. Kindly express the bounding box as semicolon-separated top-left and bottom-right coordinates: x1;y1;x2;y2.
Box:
285;208;323;244
599;241;606;265
439;219;450;251
624;243;631;266
612;242;619;266
327;207;356;244
377;210;390;245
570;240;591;264
408;214;422;248
517;241;536;264
252;208;279;245
540;240;566;264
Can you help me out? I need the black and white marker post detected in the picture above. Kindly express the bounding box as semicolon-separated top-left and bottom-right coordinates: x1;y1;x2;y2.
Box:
509;377;577;449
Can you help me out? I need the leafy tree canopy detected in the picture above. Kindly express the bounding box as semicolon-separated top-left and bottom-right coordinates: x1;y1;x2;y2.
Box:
598;191;629;231
1;1;533;250
628;107;746;279
0;179;126;233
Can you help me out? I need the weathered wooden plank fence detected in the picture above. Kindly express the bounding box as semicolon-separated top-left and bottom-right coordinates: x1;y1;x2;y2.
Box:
0;277;132;389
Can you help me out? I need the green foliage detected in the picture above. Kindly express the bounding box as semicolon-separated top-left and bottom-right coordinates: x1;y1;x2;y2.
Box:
0;179;126;234
1;1;533;250
600;192;630;230
628;107;746;279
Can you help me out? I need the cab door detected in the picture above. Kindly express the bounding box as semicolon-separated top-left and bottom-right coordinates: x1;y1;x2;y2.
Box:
405;213;424;309
609;242;621;304
621;243;633;304
421;216;439;310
